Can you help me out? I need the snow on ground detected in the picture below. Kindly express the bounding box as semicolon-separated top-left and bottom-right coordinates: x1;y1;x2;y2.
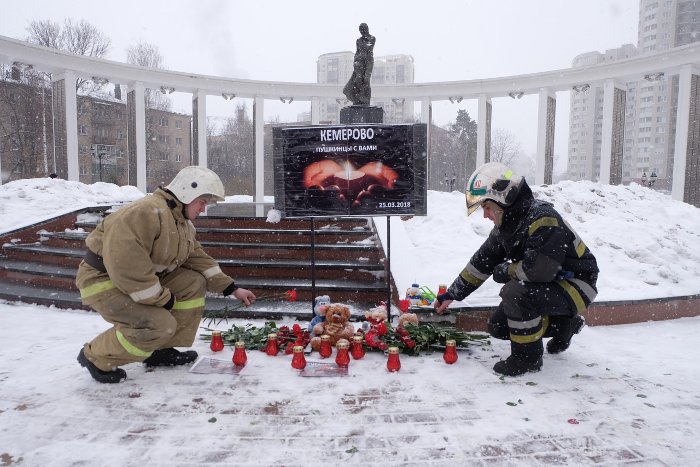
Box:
1;178;700;465
0;303;699;465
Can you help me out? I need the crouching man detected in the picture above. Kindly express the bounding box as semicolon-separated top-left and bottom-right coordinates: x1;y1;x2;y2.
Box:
77;166;255;383
435;162;598;376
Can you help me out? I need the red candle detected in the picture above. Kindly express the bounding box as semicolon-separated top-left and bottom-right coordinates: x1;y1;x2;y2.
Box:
443;339;458;364
387;347;401;372
232;341;247;367
319;335;332;358
266;333;279;356
210;330;224;352
351;335;365;360
291;345;307;370
438;284;448;296
335;340;350;367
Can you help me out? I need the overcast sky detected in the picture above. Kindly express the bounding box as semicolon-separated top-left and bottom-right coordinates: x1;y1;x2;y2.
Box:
0;0;640;161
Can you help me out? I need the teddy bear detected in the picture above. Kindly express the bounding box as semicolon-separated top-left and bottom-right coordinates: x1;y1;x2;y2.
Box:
310;303;356;351
362;303;389;351
307;295;331;333
395;312;418;349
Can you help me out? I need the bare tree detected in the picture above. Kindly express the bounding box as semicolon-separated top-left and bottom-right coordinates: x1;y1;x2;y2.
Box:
208;104;254;195
25;18;111;94
0;73;53;181
490;128;523;167
126;41;171;111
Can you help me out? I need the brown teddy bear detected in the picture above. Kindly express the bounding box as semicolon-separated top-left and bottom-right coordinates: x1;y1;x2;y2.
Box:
310;303;356;351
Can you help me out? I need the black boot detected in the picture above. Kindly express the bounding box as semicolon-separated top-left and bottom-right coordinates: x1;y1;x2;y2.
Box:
547;315;585;354
77;349;127;384
493;355;543;376
143;348;198;367
493;339;544;377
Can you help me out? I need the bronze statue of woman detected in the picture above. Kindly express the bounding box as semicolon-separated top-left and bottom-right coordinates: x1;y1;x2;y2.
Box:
343;23;375;105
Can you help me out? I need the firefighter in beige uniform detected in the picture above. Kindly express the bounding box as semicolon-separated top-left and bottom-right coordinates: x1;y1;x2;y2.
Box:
77;166;256;383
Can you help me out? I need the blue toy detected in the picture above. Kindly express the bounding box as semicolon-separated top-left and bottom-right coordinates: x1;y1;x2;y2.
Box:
308;295;331;332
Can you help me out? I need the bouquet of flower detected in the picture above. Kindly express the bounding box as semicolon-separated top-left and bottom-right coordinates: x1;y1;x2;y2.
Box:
378;323;490;355
279;323;311;354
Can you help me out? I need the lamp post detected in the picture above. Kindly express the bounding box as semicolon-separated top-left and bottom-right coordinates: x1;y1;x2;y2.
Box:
641;170;658;188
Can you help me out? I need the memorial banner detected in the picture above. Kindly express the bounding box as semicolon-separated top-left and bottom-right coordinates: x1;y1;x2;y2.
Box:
273;123;427;217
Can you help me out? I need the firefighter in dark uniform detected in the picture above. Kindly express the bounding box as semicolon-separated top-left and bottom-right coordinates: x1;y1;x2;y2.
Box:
435;162;599;376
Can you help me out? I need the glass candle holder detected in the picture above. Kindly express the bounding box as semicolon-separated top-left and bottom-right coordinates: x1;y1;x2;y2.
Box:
319;334;332;358
210;330;224;352
266;333;279;356
443;339;458;364
291;345;307;370
387;346;401;372
232;341;247;367
335;340;350;367
351;335;365;360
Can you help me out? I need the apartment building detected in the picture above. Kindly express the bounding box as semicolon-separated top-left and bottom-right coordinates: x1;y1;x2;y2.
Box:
0;74;192;190
567;0;700;189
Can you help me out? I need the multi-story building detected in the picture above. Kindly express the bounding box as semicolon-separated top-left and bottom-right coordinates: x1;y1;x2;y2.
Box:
567;0;700;188
567;44;637;181
0;72;192;190
316;52;415;124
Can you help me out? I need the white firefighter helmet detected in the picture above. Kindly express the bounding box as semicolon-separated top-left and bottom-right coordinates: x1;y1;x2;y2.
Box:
165;166;225;204
465;162;523;216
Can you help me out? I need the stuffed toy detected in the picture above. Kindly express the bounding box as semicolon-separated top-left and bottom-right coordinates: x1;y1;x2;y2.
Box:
310;303;356;351
395;312;418;349
308;295;331;333
362;303;389;351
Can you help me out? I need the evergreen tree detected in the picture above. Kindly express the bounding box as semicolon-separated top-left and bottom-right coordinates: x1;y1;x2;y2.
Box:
447;109;477;190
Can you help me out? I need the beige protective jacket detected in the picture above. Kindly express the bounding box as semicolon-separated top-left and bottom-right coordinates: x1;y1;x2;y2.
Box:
76;188;235;307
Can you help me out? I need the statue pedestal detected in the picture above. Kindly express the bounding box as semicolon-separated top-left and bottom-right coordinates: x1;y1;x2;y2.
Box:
340;105;384;124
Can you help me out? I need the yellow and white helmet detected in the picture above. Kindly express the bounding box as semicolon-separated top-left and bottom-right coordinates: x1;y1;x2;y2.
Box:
165;166;225;204
465;162;523;216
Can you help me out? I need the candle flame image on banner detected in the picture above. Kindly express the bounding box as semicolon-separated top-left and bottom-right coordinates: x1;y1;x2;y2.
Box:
273;124;427;218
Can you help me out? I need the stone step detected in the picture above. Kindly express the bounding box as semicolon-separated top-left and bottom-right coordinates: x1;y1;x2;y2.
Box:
0;273;388;311
0;208;398;311
64;225;375;245
0;254;384;284
2;242;383;267
0;280;373;321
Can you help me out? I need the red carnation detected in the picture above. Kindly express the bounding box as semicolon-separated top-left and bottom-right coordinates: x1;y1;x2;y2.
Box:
285;290;297;302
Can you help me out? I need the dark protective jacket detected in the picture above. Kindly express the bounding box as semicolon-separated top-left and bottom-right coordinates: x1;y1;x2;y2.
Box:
76;188;236;307
447;181;598;313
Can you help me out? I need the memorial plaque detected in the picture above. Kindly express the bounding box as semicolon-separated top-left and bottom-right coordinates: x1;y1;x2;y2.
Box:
273;123;427;218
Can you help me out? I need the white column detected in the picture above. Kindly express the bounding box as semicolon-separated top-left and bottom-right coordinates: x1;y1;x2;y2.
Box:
421;97;432;182
599;79;617;185
253;95;265;217
195;89;208;169
56;71;79;182
477;94;490;168
131;82;147;192
535;88;553;185
672;65;693;202
311;97;320;125
420;97;431;125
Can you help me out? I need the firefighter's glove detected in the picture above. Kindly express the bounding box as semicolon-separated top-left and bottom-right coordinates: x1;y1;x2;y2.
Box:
492;262;513;284
436;291;454;305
